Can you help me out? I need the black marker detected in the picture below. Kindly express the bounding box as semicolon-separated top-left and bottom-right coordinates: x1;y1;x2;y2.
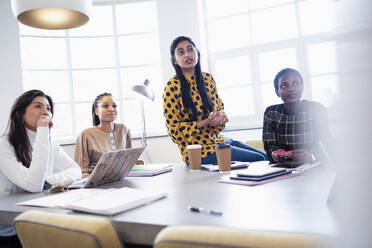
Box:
188;206;222;216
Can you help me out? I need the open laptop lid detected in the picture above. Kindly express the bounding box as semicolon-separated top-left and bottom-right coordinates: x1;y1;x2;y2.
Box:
83;147;145;188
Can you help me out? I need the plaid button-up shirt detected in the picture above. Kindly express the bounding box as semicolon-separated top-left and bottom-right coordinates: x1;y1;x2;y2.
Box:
262;100;330;162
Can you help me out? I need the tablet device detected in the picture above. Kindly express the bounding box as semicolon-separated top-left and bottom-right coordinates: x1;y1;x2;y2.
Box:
230;170;291;182
235;166;287;178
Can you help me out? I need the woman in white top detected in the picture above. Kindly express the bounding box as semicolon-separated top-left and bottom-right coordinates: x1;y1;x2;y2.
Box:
0;90;81;245
75;93;132;178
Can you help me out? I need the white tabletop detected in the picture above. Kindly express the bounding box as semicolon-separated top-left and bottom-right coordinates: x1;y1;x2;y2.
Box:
0;162;337;245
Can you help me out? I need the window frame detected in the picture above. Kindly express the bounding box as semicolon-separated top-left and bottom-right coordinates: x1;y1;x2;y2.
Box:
19;0;163;143
202;0;343;131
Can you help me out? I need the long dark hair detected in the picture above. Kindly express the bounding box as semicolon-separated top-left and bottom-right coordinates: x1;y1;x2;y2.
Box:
92;92;113;126
5;89;54;168
170;36;213;121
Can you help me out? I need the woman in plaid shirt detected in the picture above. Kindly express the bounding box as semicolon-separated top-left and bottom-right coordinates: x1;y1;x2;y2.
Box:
262;68;331;163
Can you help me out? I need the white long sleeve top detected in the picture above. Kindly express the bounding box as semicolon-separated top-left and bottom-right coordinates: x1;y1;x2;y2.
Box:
0;126;82;196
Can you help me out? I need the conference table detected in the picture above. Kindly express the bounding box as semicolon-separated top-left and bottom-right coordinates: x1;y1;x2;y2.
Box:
0;162;337;246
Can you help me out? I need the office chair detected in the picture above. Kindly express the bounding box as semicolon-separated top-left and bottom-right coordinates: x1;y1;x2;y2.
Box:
154;225;334;248
14;210;123;248
245;140;265;151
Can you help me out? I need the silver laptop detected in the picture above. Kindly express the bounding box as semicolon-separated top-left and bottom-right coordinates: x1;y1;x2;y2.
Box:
70;147;145;189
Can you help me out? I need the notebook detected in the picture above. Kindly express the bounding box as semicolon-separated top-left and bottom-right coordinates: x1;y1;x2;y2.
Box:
68;147;145;189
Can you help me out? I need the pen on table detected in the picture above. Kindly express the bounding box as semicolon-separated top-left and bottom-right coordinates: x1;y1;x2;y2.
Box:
188;206;223;216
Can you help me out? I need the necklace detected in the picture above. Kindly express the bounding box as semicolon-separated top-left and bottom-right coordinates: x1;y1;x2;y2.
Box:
109;131;117;150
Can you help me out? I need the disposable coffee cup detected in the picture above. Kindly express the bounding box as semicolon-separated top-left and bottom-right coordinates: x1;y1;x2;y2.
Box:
215;143;232;172
186;144;202;170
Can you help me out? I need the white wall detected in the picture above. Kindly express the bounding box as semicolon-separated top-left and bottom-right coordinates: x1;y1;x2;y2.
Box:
157;0;208;82
0;0;23;132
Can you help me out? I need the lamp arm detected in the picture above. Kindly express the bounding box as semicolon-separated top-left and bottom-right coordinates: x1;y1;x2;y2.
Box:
140;101;147;147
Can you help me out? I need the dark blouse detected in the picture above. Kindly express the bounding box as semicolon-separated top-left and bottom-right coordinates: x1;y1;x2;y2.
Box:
262;100;330;162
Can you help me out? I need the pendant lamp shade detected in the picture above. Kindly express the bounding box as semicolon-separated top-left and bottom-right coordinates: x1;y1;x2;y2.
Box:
11;0;92;30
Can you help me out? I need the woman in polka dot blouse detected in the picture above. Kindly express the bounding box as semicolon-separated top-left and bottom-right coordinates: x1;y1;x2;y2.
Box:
74;93;132;177
163;36;267;165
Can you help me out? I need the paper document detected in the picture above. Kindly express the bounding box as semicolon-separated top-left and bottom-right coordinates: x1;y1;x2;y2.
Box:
16;189;107;208
66;187;167;215
17;187;167;215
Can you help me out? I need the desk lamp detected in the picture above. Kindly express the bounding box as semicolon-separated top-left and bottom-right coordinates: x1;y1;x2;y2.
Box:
132;79;154;162
11;0;92;30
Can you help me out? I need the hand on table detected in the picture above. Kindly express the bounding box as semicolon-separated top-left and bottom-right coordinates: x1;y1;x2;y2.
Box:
272;149;290;163
291;149;310;163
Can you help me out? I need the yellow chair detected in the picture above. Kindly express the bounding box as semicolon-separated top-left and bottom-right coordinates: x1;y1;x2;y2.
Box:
154;225;334;248
14;210;123;248
246;140;265;151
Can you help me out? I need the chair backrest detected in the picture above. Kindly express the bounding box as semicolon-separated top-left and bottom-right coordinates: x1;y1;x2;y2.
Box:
14;210;123;248
246;140;265;151
154;225;334;248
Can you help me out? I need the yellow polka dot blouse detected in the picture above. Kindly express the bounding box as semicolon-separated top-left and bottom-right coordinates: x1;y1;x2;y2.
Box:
163;72;225;163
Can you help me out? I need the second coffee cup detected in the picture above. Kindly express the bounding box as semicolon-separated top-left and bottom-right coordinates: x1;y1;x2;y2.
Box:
215;143;232;172
186;144;202;170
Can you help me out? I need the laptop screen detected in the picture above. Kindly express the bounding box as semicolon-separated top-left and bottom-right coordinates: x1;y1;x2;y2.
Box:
84;147;145;188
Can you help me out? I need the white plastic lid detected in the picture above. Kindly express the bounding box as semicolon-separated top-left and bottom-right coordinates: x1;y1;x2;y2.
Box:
186;144;202;149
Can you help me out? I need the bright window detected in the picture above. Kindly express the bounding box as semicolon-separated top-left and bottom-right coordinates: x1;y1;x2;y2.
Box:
207;14;251;53
20;37;67;69
250;5;298;45
203;0;339;129
19;1;163;140
258;48;298;108
307;41;338;107
299;0;336;36
215;55;252;88
118;33;161;66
